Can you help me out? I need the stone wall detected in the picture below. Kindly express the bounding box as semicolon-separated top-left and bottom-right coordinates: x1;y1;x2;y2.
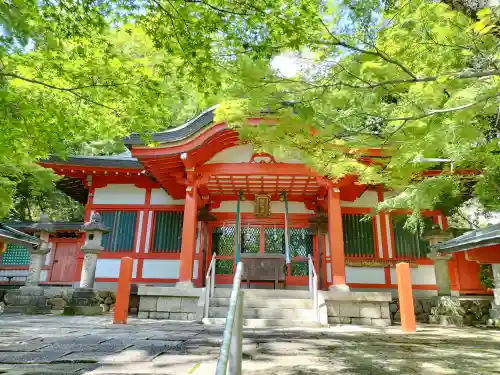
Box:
389;296;492;325
326;300;391;326
0;287;116;315
137;286;203;320
138;295;200;320
322;291;392;327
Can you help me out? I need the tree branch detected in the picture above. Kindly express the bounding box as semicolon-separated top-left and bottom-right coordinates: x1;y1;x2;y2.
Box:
0;72;120;111
379;92;500;122
325;69;500;89
184;0;252;16
318;19;417;79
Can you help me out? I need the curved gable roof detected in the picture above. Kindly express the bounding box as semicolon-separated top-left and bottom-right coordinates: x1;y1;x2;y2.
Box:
123;105;217;146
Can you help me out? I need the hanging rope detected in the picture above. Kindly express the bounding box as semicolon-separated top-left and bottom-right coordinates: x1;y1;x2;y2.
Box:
283;191;292;265
235;190;242;264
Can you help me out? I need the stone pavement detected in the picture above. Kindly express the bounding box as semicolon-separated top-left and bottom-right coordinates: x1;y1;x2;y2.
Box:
1;315;500;375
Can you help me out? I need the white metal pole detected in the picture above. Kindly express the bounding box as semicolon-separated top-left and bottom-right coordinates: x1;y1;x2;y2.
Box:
229;290;244;375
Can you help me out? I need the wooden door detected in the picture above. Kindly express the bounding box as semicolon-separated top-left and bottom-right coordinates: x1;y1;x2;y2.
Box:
50;241;79;283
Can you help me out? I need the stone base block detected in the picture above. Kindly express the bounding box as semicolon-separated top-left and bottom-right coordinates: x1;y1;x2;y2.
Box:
325;296;390;326
63;288;103;316
328;317;351;324
3;288;50;314
490;307;500;320
137;286;202;321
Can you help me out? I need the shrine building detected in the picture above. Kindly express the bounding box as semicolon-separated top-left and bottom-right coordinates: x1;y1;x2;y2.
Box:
0;106;489;301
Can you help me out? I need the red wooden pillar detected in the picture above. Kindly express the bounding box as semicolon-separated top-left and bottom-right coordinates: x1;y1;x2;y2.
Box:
396;262;416;332
178;180;198;285
328;187;349;291
113;257;133;324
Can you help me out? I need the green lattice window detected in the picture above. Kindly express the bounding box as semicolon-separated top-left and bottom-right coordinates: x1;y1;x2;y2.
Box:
212;226;235;274
1;244;30;265
290;228;313;257
342;214;376;257
291;261;309;276
99;211;137;252
392;215;433;259
264;227;285;254
241;226;260;253
152;211;183;253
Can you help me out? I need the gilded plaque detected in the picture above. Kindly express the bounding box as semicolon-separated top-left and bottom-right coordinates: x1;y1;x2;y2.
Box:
254;194;271;217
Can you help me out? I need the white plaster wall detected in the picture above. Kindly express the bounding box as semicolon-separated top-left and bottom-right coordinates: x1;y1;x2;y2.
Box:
211;200;313;214
93;184;146;205
341;191;378;207
345;266;385;284
142;259;180;279
0;269;28;282
143;211;153;253
206;145;254;164
375;215;384;258
95;259;138;278
390;265;436;285
134;211;144;253
40;270;48;282
205;144;303;164
44;243;53;266
193;260;199;280
150;188;185;205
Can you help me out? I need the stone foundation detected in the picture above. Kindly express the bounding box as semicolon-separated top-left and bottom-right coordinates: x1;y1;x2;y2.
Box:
389;296;492;325
322;291;392;326
0;287;116;315
137;286;204;320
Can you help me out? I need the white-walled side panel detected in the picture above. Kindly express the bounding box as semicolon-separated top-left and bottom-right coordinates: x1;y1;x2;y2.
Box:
132;260;138;279
375;215;384;258
326;264;332;283
341;191;378;207
195;222;202;255
325;234;330;257
205;144;303;164
93;184;146;205
345;267;385;284
193;260;199;280
40;270;48;282
150;188;185;205
144;211;153;254
96;259;121;278
44;243;53;266
390;265;436;285
134;211;144;253
206;145;254;164
212;201;313;214
142;259;180;279
95;259;138;278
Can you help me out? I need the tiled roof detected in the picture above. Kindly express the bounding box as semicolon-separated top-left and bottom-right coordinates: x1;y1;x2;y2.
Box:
431;224;500;253
123;105;217;145
43;155;143;169
0;223;41;246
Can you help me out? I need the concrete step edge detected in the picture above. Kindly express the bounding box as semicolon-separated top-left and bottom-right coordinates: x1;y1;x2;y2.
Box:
203;317;323;328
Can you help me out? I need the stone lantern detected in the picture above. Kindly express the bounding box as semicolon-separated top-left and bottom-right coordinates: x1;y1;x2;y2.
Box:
79;212;109;289
26;213;55;287
3;214;54;314
423;225;454;296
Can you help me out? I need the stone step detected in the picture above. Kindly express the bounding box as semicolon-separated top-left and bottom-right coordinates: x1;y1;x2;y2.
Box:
210;297;312;309
213;288;311;299
209;306;316;320
203;317;323;328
